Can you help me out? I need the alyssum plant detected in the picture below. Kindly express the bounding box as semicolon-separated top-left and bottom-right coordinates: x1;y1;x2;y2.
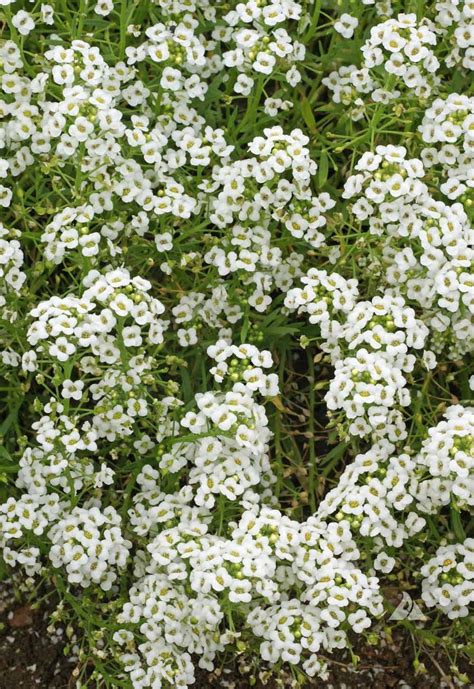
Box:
0;0;472;687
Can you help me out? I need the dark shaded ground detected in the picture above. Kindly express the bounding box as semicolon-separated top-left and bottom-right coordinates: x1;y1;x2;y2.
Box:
0;581;75;688
0;581;472;689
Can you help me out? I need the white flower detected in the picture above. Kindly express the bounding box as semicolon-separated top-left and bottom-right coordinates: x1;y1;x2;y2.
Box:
41;4;55;24
61;379;85;401
334;14;359;39
12;10;35;36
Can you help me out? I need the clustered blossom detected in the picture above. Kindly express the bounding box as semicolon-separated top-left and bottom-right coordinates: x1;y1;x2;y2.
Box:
421;540;474;619
0;223;26;303
286;272;429;439
324;8;473;120
414;405;474;511
318;441;425;549
419;93;474;200
361;14;440;97
341;145;474;358
323;14;440;119
0;1;472;688
434;0;474;70
48;504;131;590
27;267;167;364
199;126;335;310
116;505;385;683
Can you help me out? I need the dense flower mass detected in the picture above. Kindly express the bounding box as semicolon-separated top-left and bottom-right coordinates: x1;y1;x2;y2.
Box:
0;0;472;687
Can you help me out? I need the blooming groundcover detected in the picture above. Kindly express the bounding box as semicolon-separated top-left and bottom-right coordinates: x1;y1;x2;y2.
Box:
0;0;473;687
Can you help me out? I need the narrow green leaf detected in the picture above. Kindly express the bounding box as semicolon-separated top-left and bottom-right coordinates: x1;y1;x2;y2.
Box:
318;150;328;186
301;97;317;133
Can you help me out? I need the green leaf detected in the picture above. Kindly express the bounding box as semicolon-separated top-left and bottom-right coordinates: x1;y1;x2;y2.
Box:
180;366;193;403
301;97;317;133
318;150;329;186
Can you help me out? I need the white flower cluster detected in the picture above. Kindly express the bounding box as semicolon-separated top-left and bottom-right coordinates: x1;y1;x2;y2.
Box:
419;93;474;200
200;127;334;310
115;503;385;684
27;267;167;364
434;0;474;70
115;575;224;687
48;504;131;590
414;405;474;512
286;270;428;439
361;14;439;97
176;342;278;506
323;13;440;118
318;441;425;548
0;0;472;686
221;2;306;88
342;145;474;357
421;539;474;618
0;492;60;575
0;222;25;322
171;286;243;342
324;8;473;120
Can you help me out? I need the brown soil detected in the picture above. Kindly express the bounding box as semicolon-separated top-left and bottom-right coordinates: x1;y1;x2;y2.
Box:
0;581;472;689
0;582;75;689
